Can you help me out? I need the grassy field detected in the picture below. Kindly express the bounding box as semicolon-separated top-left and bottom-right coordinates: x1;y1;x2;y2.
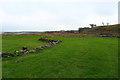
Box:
2;34;118;78
2;35;47;52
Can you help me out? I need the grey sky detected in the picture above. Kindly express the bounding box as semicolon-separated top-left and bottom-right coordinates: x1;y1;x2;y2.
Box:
0;0;119;32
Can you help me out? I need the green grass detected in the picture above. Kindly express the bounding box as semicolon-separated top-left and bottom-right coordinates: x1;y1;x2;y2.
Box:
2;35;47;52
2;35;118;78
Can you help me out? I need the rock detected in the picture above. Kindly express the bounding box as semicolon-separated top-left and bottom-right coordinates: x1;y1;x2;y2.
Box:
3;37;62;58
29;50;36;53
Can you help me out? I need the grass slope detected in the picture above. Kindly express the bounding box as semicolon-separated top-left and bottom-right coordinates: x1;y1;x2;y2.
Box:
2;35;118;78
83;24;119;35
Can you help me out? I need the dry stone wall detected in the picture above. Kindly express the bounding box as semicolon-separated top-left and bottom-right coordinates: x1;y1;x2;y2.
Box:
1;37;62;58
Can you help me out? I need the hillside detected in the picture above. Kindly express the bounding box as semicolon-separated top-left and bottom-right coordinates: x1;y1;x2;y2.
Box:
82;24;119;36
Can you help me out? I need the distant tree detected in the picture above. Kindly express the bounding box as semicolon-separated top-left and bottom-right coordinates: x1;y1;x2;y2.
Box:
78;28;82;33
94;24;97;26
107;23;109;25
102;22;104;25
89;24;96;28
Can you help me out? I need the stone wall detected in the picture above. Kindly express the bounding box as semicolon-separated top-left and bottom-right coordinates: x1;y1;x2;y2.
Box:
1;37;62;58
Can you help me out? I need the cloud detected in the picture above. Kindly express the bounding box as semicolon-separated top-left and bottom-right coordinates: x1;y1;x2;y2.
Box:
1;0;118;32
1;9;57;24
83;13;117;27
0;0;119;3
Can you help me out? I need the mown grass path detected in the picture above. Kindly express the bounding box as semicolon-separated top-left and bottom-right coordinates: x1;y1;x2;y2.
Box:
2;35;118;78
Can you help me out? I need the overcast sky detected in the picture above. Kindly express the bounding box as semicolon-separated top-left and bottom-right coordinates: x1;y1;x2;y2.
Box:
0;0;119;32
